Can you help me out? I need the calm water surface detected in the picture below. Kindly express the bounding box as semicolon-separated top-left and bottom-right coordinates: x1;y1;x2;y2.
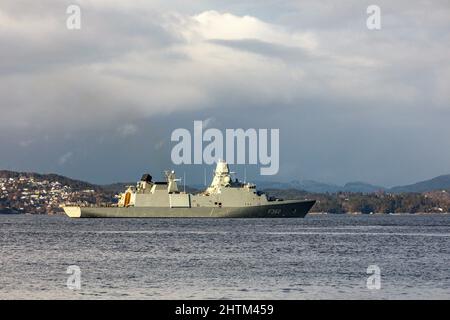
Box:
0;214;449;299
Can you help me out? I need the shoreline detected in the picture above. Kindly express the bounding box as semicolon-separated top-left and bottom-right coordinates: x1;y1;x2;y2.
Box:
1;212;449;216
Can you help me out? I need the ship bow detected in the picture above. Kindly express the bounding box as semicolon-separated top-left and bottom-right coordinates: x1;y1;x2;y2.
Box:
63;206;81;218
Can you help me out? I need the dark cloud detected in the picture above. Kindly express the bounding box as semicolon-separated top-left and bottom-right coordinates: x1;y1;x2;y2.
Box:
0;0;449;186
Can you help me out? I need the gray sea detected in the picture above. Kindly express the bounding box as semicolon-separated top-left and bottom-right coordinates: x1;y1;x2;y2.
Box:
0;214;449;299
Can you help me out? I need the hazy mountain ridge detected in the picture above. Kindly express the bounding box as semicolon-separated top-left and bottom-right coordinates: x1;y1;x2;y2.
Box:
0;170;450;193
2;170;450;214
255;175;450;194
389;175;450;193
2;170;450;194
254;179;385;193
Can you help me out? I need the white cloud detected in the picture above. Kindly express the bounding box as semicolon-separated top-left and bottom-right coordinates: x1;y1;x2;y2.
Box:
1;4;447;137
179;10;318;51
58;152;73;165
117;123;138;136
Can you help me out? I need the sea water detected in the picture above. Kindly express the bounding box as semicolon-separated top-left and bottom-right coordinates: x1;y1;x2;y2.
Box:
0;214;449;299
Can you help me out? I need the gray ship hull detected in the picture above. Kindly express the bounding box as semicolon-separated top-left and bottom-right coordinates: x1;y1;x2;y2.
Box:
64;200;315;218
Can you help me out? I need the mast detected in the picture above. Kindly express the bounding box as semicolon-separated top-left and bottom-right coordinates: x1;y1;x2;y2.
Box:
204;168;207;186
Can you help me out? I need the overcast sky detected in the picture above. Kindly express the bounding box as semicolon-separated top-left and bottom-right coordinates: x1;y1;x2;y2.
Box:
0;0;449;186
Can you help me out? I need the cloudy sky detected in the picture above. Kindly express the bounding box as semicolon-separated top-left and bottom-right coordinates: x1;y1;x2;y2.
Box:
0;0;449;186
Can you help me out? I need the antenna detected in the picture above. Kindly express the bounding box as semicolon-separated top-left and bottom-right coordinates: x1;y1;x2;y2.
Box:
183;172;186;193
204;168;206;186
244;167;247;184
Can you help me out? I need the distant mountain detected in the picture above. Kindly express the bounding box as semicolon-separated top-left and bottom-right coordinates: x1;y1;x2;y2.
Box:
389;174;450;193
2;169;450;194
255;179;384;193
0;170;100;190
343;182;385;193
256;175;450;194
291;180;342;193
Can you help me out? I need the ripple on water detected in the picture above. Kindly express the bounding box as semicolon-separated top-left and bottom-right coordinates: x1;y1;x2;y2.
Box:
0;214;449;299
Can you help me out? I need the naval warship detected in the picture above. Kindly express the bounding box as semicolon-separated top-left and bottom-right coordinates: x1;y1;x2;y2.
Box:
63;160;315;218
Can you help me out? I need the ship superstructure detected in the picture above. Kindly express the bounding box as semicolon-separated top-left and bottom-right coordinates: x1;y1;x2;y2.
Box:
64;160;315;218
